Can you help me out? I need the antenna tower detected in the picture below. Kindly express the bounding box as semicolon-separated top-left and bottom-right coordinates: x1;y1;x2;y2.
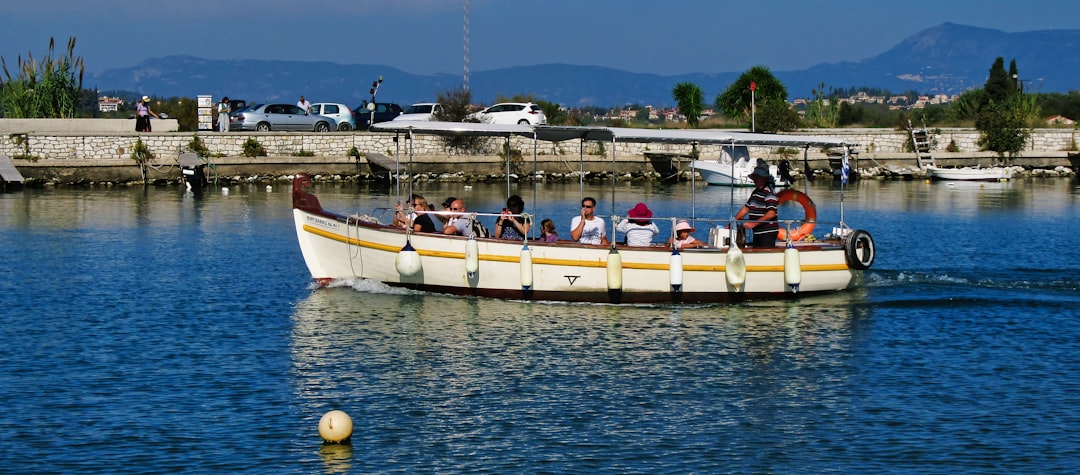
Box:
463;0;470;91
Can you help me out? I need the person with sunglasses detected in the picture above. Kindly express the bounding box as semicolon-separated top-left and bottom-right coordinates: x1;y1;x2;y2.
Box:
570;197;608;245
441;199;489;238
393;194;437;233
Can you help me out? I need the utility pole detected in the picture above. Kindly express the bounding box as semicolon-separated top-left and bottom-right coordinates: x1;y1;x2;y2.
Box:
368;75;383;129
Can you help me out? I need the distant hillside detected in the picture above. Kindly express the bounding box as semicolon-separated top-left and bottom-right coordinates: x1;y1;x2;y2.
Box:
86;23;1078;108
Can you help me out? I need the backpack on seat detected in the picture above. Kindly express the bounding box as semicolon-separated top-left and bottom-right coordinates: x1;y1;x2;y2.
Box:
471;219;490;238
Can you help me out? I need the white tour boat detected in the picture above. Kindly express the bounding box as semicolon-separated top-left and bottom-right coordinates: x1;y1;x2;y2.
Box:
292;122;875;304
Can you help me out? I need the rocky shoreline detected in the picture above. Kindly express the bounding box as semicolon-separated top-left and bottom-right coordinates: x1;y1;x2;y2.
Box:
16;162;1075;189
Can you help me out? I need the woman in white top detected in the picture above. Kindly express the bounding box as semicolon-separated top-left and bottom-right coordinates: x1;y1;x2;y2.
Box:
616;202;659;246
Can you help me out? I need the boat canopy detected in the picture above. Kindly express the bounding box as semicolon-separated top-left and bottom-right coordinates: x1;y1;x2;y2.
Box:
371;121;533;138
372;121;857;149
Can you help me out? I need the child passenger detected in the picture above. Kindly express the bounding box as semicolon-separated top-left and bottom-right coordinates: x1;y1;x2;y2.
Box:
668;219;704;250
539;218;559;242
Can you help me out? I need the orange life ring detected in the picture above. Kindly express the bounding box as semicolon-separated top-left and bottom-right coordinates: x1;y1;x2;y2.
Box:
776;189;817;241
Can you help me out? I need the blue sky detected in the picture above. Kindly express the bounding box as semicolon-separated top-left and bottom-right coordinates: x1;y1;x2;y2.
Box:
2;0;1079;77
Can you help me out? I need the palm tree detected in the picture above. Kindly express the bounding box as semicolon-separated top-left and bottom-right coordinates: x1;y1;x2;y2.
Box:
672;82;705;128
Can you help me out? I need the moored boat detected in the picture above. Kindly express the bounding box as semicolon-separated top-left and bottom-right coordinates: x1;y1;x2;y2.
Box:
292;122;875;304
689;145;789;187
927;165;1013;182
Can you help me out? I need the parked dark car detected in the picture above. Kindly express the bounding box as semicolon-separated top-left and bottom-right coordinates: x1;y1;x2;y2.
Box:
353;102;403;129
213;99;247;130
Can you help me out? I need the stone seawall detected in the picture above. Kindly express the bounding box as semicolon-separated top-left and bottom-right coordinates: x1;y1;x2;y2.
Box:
4;127;1078;184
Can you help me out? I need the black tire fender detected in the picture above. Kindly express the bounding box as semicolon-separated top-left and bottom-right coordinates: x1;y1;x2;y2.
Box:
844;229;875;270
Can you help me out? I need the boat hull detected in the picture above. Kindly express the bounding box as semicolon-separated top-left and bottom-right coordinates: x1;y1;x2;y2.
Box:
294;208;861;304
927;166;1013;182
690;160;788;187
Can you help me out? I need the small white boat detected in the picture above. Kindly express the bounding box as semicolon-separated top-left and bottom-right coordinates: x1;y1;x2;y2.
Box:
292;122;874;305
690;145;788;187
927;166;1013;182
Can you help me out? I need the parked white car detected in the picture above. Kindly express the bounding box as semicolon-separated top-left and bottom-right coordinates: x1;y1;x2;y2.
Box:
392;102;443;121
467;102;547;125
309;102;356;131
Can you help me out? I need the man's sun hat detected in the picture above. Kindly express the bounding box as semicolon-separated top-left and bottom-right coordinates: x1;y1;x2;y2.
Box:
748;159;772;179
142;95;150;103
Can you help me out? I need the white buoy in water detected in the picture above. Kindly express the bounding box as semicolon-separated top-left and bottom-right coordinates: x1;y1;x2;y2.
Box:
519;242;533;289
395;240;422;277
725;243;746;290
606;247;623;290
465;236;479;277
784;243;801;292
266;185;272;192
221;187;229;195
318;410;353;443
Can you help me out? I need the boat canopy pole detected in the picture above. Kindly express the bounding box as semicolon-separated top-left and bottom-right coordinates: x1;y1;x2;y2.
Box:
532;131;538;239
395;131;402;206
578;139;584;202
407;129;414;203
610;136;617;229
504;135;511;198
840;145;849;225
691;141;698;220
728;139;737;221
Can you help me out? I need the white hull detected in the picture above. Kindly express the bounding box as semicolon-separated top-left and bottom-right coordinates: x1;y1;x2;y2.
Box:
296;122;873;304
293;186;867;305
690;159;788;187
928;166;1013;182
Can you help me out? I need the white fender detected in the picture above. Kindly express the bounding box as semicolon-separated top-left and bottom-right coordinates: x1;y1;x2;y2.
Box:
465;236;479;276
395;240;422;277
606;247;623;290
725;244;746;290
669;248;684;289
784;244;801;292
519;242;533;289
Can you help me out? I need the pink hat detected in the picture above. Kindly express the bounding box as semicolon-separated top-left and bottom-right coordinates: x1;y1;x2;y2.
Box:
627;202;652;219
675;220;695;232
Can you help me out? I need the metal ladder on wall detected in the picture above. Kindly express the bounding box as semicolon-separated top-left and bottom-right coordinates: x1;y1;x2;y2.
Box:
909;120;936;169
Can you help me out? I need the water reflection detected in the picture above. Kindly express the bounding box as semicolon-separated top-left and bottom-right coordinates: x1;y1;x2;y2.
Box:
317;443;353;474
288;282;872;467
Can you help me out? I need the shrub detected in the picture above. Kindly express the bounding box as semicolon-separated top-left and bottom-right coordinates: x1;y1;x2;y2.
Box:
242;138;266;157
185;134;210;156
131;138;154;164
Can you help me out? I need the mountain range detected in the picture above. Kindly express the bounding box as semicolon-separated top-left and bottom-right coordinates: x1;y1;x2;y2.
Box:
88;23;1079;108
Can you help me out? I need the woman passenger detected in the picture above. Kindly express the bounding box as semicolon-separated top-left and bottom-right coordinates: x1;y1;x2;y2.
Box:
393;194;437;233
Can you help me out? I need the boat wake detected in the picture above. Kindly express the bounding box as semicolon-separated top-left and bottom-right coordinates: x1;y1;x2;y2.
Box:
320;277;425;296
866;269;1080;309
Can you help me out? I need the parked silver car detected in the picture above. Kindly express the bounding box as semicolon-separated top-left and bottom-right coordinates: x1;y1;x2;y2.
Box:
229;103;336;132
392;102;443;121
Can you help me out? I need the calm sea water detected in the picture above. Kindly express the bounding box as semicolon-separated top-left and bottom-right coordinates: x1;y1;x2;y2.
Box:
1;177;1078;474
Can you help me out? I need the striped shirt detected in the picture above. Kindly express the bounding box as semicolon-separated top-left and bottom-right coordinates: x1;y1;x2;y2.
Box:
746;185;779;236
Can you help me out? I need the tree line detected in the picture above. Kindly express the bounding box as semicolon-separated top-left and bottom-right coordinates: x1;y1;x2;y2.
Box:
4;39;1079;158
